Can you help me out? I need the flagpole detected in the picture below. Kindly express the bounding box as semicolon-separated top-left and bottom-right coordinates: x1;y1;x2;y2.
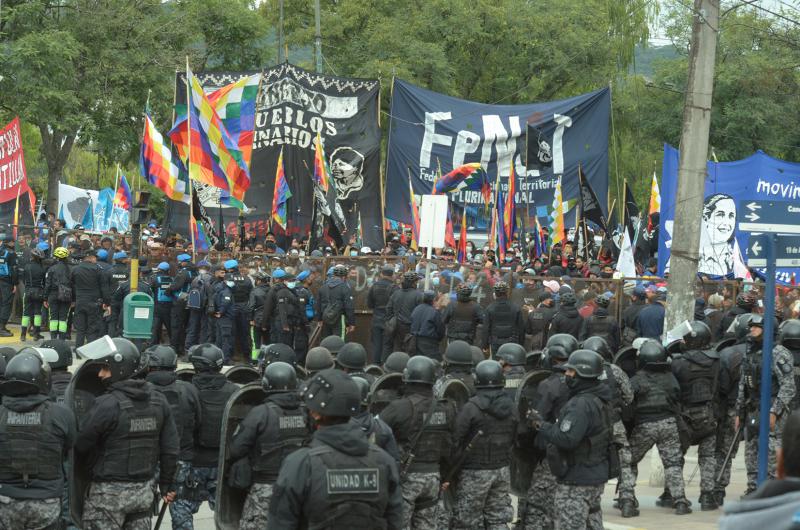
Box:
139;89;151;194
112;163;120;212
186;56;196;262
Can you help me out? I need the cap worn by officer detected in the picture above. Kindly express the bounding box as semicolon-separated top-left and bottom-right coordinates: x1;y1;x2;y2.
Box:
319;335;345;355
563;349;604;379
272;268;287;280
77;336;141;383
177;254;192;263
262;361;298;393
474;359;505;389
158;262;170;272
297;270;311;282
0;347;59;396
303;369;361;418
444;340;474;367
145;344;178;370
39;339;73;370
96;249;109;261
305;347;335;372
224;259;239;271
337;342;367;371
383;351;410;373
113;251;128;261
402;355;437;385
495;343;526;367
189;343;224;372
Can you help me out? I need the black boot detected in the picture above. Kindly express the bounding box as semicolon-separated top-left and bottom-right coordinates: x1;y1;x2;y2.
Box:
0;326;13;337
656;489;674;508
713;490;725;507
674;499;692;515
620;499;640;518
19;328;26;341
31;327;43;341
700;492;719;511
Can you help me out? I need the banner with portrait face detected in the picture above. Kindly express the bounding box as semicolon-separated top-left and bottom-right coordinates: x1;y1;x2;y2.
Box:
658;143;800;283
167;64;383;250
384;79;610;227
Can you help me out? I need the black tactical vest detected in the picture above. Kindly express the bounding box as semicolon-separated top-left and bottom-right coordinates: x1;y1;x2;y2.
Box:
403;394;452;471
370;280;394;318
306;444;390;529
110;264;129;290
51;371;72;405
447;302;478;342
744;350;779;406
197;382;237;449
585;316;615;345
0;402;62;484
274;285;301;326
231;275;251;303
569;395;611;466
95;391;163;480
488;301;515;342
679;352;717;406
463;398;515;469
251;402;310;482
635;372;673;417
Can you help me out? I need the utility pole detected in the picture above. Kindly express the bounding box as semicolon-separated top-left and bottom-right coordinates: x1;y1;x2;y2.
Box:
278;0;284;63
664;0;719;334
314;0;322;73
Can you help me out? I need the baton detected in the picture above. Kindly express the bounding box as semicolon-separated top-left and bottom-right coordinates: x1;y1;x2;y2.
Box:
716;425;743;484
154;501;169;530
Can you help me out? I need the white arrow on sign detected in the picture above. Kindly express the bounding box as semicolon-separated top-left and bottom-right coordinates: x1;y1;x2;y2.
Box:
745;212;760;222
751;240;762;256
746;201;761;211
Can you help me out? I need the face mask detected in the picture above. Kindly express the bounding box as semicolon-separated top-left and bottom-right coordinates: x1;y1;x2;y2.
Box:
199;269;208;275
286;282;296;289
565;375;578;389
350;250;358;257
225;280;235;288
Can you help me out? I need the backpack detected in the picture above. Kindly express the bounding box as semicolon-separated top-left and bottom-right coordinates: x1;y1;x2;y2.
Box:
187;275;206;310
322;300;343;327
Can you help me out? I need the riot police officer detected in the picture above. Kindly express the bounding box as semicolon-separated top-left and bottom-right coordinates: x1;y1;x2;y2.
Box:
319;335;345;359
172;343;239;525
0;347;76;529
228;362;312;529
452;359;517;529
337;342;376;385
44;247;72;340
304;346;335;377
263;269;305;353
442;283;484;346
548;291;582;339
671;320;721;510
368;265;398;363
317;264;355;339
168;254;196;357
0;234;18;336
151;261;175;346
383;351;410;374
268;369;403;529
628;339;691;515
525;291;556;351
529;350;613;529
291;270;313;363
779;319;800;409
75;337;179;528
384;271;423;355
107;251;129;337
144;344;201;530
20;245;47;341
351;375;401;461
41;338;73;404
495;342;527;400
248;271;270;362
380;356;456;529
484;281;524;355
735;315;796;494
70;250;109;347
579;294;620;353
226;260;254;360
434;340;477;397
94;249;113;336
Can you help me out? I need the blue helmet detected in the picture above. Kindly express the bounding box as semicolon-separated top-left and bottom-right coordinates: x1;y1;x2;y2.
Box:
96;249;109;261
224;259;239;270
177;253;191;263
113;251;128;260
157;262;170;272
327;266;335;277
296;270;310;281
36;241;50;252
197;260;211;268
272;268;286;279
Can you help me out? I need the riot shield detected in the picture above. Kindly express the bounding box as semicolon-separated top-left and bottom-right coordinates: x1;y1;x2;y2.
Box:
215;384;268;530
225;365;261;386
176;367;195;382
715;337;737;352
369;372;402;415
613;346;638;378
511;370;550;496
65;361;107;525
435;378;471;409
365;364;384;378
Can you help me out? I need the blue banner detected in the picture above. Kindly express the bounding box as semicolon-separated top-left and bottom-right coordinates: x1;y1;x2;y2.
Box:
658;144;800;283
385;79;610;227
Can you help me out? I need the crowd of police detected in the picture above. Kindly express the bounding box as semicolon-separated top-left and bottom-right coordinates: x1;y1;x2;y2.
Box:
2;238;800;528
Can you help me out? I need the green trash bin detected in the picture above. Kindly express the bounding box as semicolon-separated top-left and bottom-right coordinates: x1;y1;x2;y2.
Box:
123;292;154;339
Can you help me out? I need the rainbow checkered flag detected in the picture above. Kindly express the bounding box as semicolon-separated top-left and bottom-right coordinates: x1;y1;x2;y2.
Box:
549;176;566;247
113;175;133;210
272;147;292;230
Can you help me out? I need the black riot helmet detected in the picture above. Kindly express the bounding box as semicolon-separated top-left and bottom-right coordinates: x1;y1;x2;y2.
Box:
563;349;604;379
683;320;712;350
0;348;58;396
0;347;17;368
444;340;474;367
580;336;612;361
262;343;297;366
470;346;485;366
495;343;526;366
337;342;367;370
305;347;335;373
352;376;371;407
474;359;505;389
402;271;419;287
188;343;224;372
494;281;508;297
39;339;73;370
145;344;178;370
560;291;577;306
779;319;800;350
402;355;437;385
77;336;141;383
333;264;349;277
319;335;345;355
546;334;579;360
302;369;361;417
732;313;754;341
383;351;410;373
262;361;298;393
457;284;472;302
638;339;668;368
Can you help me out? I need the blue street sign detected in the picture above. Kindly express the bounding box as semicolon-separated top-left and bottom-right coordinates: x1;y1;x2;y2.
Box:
747;234;800;267
756;233;777;486
739;200;800;234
